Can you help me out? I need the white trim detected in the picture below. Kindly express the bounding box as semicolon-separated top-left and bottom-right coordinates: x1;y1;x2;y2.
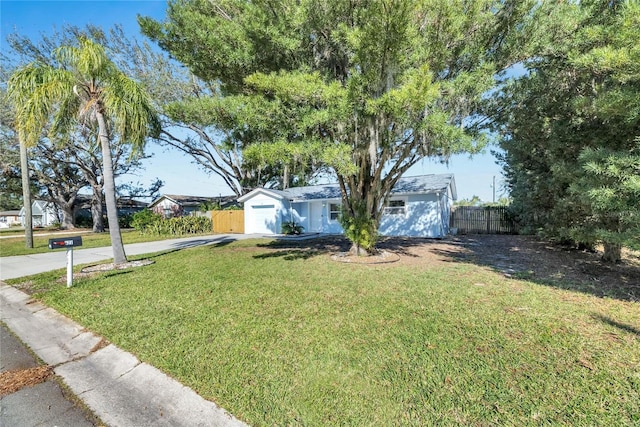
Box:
148;195;178;208
237;188;286;203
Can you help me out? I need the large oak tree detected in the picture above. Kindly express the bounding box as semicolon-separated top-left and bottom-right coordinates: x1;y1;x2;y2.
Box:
141;0;541;253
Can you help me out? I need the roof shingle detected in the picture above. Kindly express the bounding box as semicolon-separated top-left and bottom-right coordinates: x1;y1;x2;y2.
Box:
276;174;455;201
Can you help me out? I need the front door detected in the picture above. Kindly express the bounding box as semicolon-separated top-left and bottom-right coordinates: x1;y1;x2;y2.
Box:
309;202;324;232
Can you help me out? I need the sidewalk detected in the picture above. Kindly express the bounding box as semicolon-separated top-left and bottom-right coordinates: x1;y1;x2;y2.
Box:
1;234;255;426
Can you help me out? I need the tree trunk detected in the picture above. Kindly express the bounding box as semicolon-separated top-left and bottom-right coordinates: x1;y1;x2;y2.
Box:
349;244;371;256
91;187;105;232
283;164;290;189
602;242;622;264
97;111;127;265
59;201;75;229
19;142;33;248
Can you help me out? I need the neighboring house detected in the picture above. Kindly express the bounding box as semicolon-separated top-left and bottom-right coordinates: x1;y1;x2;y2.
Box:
237;174;457;238
73;195;148;219
17;197;147;228
18;200;62;227
148;194;238;218
0;210;21;228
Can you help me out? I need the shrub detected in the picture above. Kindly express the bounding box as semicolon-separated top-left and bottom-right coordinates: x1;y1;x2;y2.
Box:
75;215;93;228
118;213;134;229
281;221;304;235
47;222;62;230
131;209;162;231
137;214;212;236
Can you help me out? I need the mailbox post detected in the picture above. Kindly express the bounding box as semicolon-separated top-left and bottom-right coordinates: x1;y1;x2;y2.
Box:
48;236;83;287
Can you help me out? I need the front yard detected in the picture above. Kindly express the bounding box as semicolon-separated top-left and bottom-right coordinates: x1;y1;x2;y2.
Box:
8;235;640;426
0;229;211;257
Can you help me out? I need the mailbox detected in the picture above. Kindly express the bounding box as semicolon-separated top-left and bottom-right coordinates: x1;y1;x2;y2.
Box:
48;236;83;249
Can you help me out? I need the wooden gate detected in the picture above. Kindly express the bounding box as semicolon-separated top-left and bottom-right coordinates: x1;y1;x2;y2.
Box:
449;206;518;234
211;210;244;234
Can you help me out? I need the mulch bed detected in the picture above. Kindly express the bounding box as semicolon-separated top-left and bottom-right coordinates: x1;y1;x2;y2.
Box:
331;250;400;264
266;234;640;301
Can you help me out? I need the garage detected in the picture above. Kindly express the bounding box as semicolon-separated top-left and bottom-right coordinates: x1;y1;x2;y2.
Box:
237;189;289;235
248;204;278;234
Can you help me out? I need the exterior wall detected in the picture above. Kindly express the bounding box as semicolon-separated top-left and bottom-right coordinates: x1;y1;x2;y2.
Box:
117;205;147;216
151;199;183;218
243;190;453;238
303;200;343;234
20;201;61;227
323;201;344;234
290;202;308;231
378;193;447;238
439;191;452;235
0;212;21;227
183;206;200;216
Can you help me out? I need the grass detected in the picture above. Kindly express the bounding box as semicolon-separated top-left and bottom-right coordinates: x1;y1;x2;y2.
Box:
0;229;211;257
0;227;27;235
8;238;640;426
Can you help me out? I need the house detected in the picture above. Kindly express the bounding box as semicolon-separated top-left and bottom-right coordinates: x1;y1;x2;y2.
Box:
17;197;148;228
148;194;238;218
237;174;457;238
73;195;148;219
18;200;62;227
0;210;21;228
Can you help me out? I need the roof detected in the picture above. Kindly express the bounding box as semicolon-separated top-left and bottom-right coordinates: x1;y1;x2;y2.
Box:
148;194;227;208
238;174;456;202
0;210;21;216
74;195;148;209
392;174;456;199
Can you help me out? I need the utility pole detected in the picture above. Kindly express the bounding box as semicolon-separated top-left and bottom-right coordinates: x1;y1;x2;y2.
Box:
492;176;496;204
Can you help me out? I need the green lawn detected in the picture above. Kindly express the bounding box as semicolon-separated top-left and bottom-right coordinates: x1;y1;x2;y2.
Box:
0;229;211;257
0;227;26;235
8;238;640;426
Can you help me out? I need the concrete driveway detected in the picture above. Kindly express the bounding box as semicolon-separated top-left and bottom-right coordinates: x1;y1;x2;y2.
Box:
0;234;263;280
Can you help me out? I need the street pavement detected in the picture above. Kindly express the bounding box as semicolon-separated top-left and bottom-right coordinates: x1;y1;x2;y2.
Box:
0;234;258;426
1;324;97;426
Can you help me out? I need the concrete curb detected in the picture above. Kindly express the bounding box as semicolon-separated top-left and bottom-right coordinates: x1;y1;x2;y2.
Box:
1;284;248;427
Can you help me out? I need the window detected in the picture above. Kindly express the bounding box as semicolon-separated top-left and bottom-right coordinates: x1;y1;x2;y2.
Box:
329;203;341;221
384;199;406;215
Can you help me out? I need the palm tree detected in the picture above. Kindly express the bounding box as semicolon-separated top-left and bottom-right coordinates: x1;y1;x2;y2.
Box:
8;37;160;265
19;141;33;248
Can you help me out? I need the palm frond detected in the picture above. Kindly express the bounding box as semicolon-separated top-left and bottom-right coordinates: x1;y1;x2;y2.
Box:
102;70;161;154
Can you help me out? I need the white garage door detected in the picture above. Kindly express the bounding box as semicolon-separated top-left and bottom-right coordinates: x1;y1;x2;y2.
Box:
250;204;277;234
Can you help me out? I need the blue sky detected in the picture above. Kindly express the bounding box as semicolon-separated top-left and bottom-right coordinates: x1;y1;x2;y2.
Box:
1;0;506;202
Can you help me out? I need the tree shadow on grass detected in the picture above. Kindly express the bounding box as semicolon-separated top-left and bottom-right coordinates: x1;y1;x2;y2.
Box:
254;236;348;260
129;237;238;260
102;269;135;279
254;235;434;261
428;234;640;303
169;237;236;250
253;249;325;261
592;314;640;337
